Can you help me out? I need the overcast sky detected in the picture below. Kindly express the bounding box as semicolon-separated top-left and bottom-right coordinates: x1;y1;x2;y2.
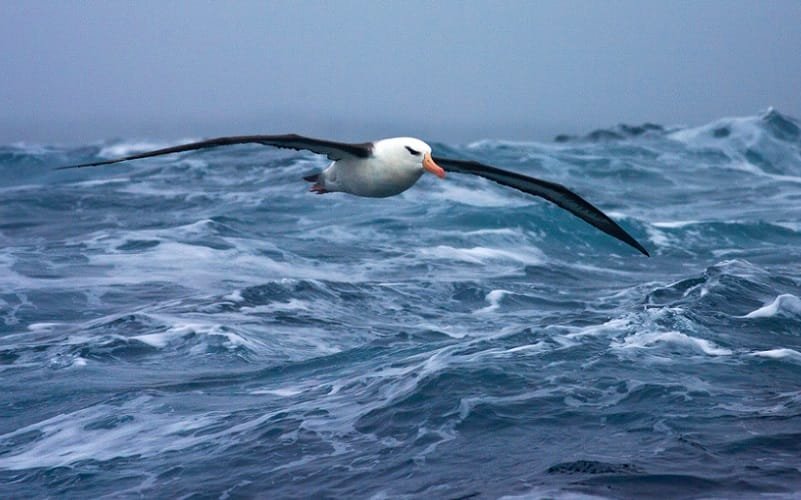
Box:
1;1;799;144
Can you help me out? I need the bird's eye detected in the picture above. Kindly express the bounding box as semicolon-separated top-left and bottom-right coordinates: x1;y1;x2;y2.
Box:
405;146;421;156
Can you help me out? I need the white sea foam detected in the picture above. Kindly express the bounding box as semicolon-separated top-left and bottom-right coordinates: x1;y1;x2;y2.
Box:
68;177;131;188
0;183;46;193
98;139;198;159
744;294;801;319
669;114;762;146
750;348;801;362
616;330;732;356
84;239;357;290
463;341;550;361
132;321;265;353
0;396;217;470
712;259;768;280
652;220;701;229
774;221;801;233
223;289;244;302
250;387;305;397
116;183;197;198
500;489;609;500
432;182;530;207
8;142;55;154
240;299;312;314
668;110;801;180
645;225;671;247
565;317;632;339
0;255;32;292
132;331;177;349
418;245;544;266
455;228;522;237
474;289;510;314
27;322;62;331
465;139;539;150
728;161;801;184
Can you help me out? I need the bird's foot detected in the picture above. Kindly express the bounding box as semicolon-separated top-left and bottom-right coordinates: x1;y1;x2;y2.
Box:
310;184;329;194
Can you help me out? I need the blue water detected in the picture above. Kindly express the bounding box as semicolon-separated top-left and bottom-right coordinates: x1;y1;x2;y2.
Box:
2;110;801;498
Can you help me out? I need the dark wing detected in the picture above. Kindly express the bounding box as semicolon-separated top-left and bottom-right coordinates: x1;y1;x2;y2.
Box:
433;156;649;256
56;134;374;169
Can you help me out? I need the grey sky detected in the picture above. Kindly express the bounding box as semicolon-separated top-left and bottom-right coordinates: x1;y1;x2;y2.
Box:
1;1;799;144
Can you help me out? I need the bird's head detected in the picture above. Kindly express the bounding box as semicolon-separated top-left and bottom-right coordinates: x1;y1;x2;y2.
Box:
376;137;446;179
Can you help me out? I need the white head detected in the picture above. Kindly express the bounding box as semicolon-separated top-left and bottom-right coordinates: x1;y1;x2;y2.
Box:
373;137;446;179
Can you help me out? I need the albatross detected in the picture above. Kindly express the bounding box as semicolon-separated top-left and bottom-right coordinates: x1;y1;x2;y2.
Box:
57;134;649;256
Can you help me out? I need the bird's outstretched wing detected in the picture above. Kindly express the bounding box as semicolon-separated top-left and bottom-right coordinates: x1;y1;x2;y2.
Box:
56;134;374;169
433;156;649;256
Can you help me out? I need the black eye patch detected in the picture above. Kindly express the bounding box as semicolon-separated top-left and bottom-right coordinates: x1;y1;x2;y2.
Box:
405;146;421;156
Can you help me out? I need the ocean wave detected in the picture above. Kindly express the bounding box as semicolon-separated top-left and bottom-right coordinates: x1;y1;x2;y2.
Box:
3;111;801;497
744;294;801;319
614;330;732;356
0;395;218;470
97;139;199;159
750;348;801;362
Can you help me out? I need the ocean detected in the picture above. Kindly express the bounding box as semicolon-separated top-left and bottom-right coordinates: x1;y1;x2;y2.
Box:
1;109;801;498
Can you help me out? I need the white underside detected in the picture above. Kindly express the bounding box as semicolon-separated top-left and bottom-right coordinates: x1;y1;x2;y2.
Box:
319;158;424;198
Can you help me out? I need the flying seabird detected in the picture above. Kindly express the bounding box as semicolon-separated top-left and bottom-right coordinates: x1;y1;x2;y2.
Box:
57;134;649;256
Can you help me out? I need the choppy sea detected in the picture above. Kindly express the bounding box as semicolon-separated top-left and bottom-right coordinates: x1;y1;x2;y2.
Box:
2;109;801;499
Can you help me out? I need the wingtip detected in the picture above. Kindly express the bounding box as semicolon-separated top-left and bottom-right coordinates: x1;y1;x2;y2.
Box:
54;159;121;170
625;236;650;257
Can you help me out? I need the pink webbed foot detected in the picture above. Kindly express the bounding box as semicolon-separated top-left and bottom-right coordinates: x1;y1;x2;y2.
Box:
310;184;329;195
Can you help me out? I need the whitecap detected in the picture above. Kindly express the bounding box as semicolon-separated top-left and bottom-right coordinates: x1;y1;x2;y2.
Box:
668;114;762;146
131;321;264;353
616;330;732;356
743;294;801;319
456;228;522;237
8;142;55;154
250;387;304;397
652;220;701;229
131;332;176;349
87;240;357;290
68;177;131;188
241;299;312;314
27;322;62;331
668;110;801;179
430;182;530;207
474;289;510;314
727;160;801;184
0;183;45;194
116;183;195;198
750;348;801;362
223;289;244;302
565;317;632;339
462;341;550;361
644;225;671;247
773;221;801;233
418;245;545;266
0;396;216;470
47;354;89;370
98;139;198;159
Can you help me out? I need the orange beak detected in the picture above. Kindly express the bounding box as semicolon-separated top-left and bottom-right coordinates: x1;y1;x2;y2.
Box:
423;153;446;179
